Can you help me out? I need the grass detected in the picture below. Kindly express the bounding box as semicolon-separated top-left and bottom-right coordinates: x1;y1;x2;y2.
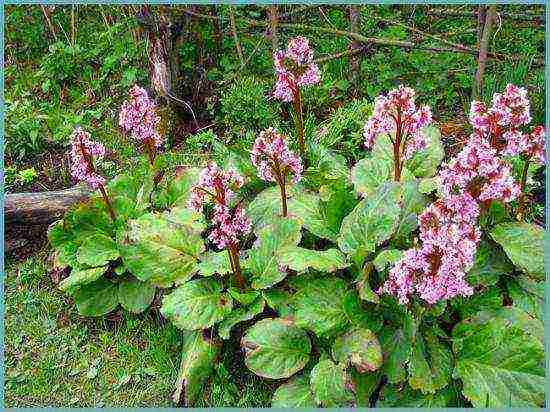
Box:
4;251;275;407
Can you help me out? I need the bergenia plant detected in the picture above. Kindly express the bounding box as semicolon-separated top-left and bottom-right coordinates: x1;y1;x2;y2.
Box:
251;127;303;217
469;83;545;218
69;126;116;222
188;163;251;289
273;36;321;158
119;84;163;166
363;85;432;181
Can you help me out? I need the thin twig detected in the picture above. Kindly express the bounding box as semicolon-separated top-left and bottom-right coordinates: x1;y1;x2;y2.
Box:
229;6;244;66
472;5;497;100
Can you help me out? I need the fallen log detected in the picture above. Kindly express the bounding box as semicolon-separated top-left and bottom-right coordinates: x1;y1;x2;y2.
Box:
5;185;92;226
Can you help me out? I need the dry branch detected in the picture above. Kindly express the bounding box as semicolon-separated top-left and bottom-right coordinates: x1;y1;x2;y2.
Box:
472;5;497;100
5;185;92;226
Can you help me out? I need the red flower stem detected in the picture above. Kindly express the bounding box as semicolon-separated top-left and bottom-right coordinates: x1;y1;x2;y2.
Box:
80;140;117;222
393;109;403;181
516;155;531;220
99;184;117;222
229;244;245;289
292;87;306;160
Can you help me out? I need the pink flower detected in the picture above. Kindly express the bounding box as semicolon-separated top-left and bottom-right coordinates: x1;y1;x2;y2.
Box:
440;134;520;203
188;163;250;250
69;126;106;189
119;85;163;148
251;128;303;184
504;125;545;165
363;85;433;159
272;37;320;102
381;193;479;305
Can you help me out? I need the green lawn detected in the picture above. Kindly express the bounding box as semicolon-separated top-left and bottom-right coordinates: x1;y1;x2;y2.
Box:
4;251;275;407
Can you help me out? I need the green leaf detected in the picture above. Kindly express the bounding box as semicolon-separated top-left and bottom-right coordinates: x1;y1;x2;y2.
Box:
351;156;393;197
271;375;315;407
373;249;404;272
338;183;401;265
408;330;452;394
291;277;350;338
378;314;416;384
154;167;200;209
343;291;383;332
59;266;108;294
218;297;265;340
244;217;302;289
262;289;294;318
377;384;458;407
490;223;544;279
351;369;381;406
242;318;311;379
452;307;544;407
508;276;543;319
173;331;220;406
160;279;232;330
405;125;444;178
247;185;337;241
418;176;439;194
332;328;383;372
393;180;428;244
72;279;118;317
318;179;358;237
76;233;119;267
450;287;503;319
310;359;355;407
198;251;232;277
119;208;205;287
355;264;379;304
278;247;348;273
117;278;156;314
467;239;513;287
227;288;260;306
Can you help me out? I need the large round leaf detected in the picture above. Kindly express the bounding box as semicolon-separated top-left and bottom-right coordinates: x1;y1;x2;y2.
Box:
490;223;543;279
310;359;355;407
241;318;311;379
271;375;315;407
452;307;544;407
408;330;452;394
161;279;232;330
291;277;350;338
337;182;401;265
173;331;220;406
351;157;393;197
405;125;444;178
278;247;348;273
59;266;108;294
244;217;302;289
119;207;205;287
332;328;382;373
467;239;513;287
117;278;156;314
197;251;232;277
218;297;265;340
508;275;543;319
76;233;120;267
72;278;118;317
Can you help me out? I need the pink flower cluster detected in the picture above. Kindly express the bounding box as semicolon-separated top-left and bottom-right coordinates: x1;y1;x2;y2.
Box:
251;128;303;184
69;126;106;189
119;85;163;147
188;163;251;249
363;85;432;158
381;193;479;304
470;84;544;164
273;36;321;102
439;134;521;203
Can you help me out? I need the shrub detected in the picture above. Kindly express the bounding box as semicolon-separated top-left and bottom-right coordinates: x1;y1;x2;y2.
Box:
49;38;544;408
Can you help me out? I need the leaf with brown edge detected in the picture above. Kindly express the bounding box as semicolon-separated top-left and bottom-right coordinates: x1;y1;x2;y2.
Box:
172;331;220;406
241;318;311;379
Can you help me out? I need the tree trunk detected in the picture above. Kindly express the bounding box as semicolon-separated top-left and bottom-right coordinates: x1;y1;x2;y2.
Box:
472;5;497;101
5;185;92;225
268;5;279;51
476;6;487;46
